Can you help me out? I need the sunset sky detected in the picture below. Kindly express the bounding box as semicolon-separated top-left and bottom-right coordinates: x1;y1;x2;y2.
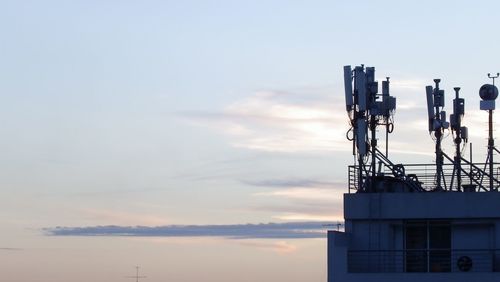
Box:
2;1;500;281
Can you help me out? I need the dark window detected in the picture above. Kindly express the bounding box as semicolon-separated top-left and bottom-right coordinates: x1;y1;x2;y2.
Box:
405;222;428;272
429;222;451;272
405;221;451;273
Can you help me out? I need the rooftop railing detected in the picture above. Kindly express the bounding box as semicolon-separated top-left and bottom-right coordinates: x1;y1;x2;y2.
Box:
348;162;500;193
348;249;500;273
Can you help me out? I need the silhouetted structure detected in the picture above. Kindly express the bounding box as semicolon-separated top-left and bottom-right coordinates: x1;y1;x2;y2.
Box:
328;66;500;282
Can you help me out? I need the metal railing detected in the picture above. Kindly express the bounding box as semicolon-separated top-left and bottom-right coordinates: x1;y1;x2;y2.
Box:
348;249;500;273
348;162;500;193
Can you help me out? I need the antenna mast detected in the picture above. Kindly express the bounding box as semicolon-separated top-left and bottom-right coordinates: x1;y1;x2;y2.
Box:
426;79;449;190
480;73;499;191
450;87;467;191
344;65;397;192
126;266;147;282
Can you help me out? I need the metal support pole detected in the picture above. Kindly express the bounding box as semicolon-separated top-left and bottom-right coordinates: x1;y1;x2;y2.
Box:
434;79;443;191
470;142;473;185
489;109;494;191
454;87;462;191
487;72;499;191
371;115;377;192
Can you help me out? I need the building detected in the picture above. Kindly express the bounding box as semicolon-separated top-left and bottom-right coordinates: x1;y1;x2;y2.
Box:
328;65;500;281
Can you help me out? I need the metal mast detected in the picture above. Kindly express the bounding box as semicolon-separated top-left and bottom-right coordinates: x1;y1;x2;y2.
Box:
426;79;449;190
480;73;499;191
450;87;467;191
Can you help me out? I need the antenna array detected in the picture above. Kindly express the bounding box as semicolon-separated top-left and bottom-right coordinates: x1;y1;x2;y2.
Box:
343;65;500;193
423;73;500;192
344;65;400;192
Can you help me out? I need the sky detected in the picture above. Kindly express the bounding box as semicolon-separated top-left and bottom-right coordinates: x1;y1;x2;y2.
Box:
2;0;500;281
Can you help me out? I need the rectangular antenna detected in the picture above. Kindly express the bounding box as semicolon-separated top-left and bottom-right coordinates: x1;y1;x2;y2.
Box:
436;90;445;107
356;119;367;156
450;113;457;129
425;86;434;132
343;65;353;111
382;80;389;96
441;111;449;128
454;98;465;115
365;67;375;84
461;126;468;141
355;67;366;111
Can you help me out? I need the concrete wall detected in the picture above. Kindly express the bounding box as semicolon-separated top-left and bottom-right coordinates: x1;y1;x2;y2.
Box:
345;192;500;220
328;231;348;282
348;220;403;250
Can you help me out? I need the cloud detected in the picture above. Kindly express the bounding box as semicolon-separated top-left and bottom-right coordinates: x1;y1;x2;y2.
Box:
208;77;452;153
79;208;170;226
181;83;441;157
242;178;341;188
44;222;331;239
272;213;340;222
0;247;22;251
255;188;339;202
238;240;297;254
181;90;350;153
245;177;345;221
391;79;428;91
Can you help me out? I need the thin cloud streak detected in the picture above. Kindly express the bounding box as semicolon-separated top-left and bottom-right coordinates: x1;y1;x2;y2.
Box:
273;213;341;222
182;90;350;153
0;247;22;251
391;79;427;91
246;177;345;221
79;208;170;226
182;87;441;156
45;222;330;239
255;188;339;201
242;178;342;188
238;240;297;254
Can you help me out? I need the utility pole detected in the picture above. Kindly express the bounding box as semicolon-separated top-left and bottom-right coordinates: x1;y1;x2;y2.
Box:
126;266;146;282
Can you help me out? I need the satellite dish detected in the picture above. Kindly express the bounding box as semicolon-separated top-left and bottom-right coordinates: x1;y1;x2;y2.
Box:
479;84;498;100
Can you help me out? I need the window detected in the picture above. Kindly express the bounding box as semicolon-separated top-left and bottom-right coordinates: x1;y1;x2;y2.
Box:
405;221;451;272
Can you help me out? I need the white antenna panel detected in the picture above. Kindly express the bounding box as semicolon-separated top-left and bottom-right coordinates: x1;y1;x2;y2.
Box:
343;65;353;111
355;68;367;111
425;86;434;132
